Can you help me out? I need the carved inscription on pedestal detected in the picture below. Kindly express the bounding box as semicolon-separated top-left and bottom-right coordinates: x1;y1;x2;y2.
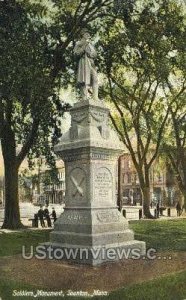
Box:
94;167;113;203
97;211;119;223
61;211;90;224
63;213;89;223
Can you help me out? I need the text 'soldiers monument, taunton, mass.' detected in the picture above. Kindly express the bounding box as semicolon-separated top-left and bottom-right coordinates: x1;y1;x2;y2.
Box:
44;31;146;265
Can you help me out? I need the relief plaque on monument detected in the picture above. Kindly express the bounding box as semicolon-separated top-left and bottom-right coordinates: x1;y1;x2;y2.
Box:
68;167;87;204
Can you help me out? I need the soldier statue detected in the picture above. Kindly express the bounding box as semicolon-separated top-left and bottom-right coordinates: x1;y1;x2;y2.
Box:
74;30;98;101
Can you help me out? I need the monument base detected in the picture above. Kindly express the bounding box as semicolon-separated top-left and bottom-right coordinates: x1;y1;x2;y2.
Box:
42;207;146;266
42;240;146;266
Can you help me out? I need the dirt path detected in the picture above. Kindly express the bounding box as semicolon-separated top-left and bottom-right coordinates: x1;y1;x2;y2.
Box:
0;251;185;292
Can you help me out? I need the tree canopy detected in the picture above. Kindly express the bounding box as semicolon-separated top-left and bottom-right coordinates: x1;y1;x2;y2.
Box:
0;0;112;229
0;0;185;227
98;0;186;216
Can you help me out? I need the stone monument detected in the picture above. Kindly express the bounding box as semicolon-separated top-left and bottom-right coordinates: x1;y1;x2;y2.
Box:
43;32;146;265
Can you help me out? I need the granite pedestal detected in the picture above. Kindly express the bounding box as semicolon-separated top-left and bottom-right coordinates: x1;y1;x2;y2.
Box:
43;99;146;265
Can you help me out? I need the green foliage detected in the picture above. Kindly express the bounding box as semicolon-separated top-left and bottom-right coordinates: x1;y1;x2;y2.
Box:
0;271;186;300
0;229;50;257
41;168;60;189
0;219;185;256
0;221;186;299
99;0;185;177
0;0;112;168
109;271;186;300
0;0;113;228
0;0;69;169
131;219;186;251
95;0;186;217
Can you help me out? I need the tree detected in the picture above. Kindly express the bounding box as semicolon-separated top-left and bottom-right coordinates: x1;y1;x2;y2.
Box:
19;172;33;202
160;0;186;208
99;0;185;218
0;0;112;229
163;91;186;207
0;1;55;228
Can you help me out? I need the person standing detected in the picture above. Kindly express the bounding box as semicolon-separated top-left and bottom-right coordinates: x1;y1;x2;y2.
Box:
34;213;38;228
176;202;181;217
156;201;160;218
38;206;45;228
51;207;57;224
44;205;52;227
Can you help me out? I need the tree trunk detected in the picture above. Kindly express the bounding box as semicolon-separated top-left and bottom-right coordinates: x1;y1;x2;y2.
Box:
141;186;155;219
184;193;186;211
176;174;186;210
2;158;24;229
138;168;155;219
179;188;186;212
1;123;24;229
168;151;186;210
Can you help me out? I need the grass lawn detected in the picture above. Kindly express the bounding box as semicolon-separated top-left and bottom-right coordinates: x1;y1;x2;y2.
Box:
0;271;186;300
0;229;50;257
108;270;186;300
0;219;185;257
130;219;186;251
0;219;185;300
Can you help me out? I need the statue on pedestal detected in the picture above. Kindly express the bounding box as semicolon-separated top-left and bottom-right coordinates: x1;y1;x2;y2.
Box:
74;30;98;101
42;30;146;266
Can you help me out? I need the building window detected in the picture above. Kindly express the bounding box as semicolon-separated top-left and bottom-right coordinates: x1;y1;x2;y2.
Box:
132;173;137;183
121;159;125;168
136;175;139;184
123;174;128;184
128;160;131;169
124;160;129;169
157;173;163;182
127;173;131;183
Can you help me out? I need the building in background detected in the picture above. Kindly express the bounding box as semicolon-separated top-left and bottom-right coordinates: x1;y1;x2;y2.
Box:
19;159;66;205
41;164;65;205
118;153;178;208
0;142;181;209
